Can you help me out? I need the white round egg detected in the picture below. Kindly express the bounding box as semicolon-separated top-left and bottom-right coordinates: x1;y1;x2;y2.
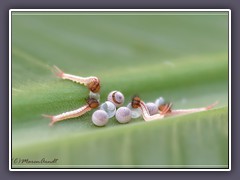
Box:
92;110;109;126
146;102;159;115
107;91;124;107
99;101;116;118
115;107;132;123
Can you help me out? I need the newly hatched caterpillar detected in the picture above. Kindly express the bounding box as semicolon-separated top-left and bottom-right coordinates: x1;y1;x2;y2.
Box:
131;96;166;121
52;65;101;93
43;97;99;126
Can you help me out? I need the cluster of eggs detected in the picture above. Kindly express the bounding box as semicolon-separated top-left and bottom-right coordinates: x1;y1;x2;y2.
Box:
91;90;165;126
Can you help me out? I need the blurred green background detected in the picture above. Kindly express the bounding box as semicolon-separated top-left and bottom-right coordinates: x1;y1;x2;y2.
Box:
12;11;229;168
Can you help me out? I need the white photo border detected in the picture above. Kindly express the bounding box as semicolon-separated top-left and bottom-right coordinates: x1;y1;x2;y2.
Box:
9;9;231;171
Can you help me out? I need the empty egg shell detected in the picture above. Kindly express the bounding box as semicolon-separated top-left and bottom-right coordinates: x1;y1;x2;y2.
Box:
127;103;142;119
89;91;100;102
99;101;116;118
155;97;165;107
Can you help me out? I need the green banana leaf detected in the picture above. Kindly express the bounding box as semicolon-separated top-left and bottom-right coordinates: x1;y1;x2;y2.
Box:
11;11;229;169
